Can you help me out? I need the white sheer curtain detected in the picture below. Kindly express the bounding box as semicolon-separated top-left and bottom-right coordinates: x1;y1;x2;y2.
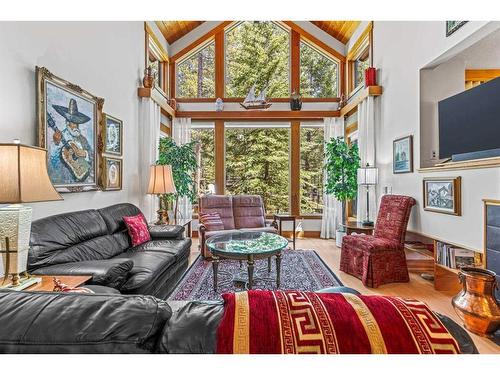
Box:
139;98;161;222
321;117;344;239
172;117;193;220
356;96;377;222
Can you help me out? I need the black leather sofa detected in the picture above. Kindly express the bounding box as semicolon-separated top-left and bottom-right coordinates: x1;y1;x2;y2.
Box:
28;203;191;299
0;287;478;354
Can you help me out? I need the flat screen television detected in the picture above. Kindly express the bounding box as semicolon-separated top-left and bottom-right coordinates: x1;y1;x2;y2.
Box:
438;76;500;161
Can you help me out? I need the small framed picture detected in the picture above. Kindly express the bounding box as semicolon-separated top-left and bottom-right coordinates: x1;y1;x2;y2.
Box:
423;177;461;216
101;157;122;191
393;135;413;174
102;114;123;156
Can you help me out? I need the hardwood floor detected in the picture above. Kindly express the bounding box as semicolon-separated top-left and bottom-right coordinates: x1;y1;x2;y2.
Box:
188;237;500;354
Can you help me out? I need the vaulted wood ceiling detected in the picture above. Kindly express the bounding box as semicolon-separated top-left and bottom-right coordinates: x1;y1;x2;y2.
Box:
155;21;204;44
310;21;361;44
156;21;361;46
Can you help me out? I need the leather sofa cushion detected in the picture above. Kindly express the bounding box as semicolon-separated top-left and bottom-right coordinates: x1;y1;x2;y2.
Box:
134;238;192;262
29;209;109;269
199;195;235;229
114;251;177;293
148;224;185;240
98;203;142;234
0;291;171;354
232;195;266;228
159;301;224;354
84;285;121;294
31;259;134;289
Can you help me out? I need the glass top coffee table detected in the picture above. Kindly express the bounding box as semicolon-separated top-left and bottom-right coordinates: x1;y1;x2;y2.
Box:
206;231;289;291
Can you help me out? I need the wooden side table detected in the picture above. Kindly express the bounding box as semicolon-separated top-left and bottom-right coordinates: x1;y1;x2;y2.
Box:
272;214;296;250
343;221;374;236
168;218;192;237
26;275;92;292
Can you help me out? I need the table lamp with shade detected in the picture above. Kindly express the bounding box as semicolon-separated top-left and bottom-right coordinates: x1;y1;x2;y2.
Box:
147;164;176;224
357;163;378;226
0;141;62;287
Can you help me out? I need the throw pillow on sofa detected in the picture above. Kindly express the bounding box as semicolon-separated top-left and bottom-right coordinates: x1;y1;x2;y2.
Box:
199;212;224;231
123;213;151;246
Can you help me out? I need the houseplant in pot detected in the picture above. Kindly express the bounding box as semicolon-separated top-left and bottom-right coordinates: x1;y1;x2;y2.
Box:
324;137;360;247
157;137;198;221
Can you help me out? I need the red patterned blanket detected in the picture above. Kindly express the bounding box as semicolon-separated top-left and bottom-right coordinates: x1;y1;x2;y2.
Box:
216;291;460;354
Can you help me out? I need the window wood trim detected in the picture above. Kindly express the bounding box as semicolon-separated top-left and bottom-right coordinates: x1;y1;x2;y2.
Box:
145;22;170;95
214;120;225;194
346;22;373;97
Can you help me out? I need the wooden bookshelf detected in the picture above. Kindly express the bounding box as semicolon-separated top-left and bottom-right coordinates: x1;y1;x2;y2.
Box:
433;239;484;293
405;230;484;293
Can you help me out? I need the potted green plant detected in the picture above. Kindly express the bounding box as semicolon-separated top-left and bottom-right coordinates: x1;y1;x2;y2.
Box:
324;137;360;247
157;137;198;221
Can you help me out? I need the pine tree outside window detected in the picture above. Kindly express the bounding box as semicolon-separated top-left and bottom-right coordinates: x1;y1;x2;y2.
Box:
176;41;215;98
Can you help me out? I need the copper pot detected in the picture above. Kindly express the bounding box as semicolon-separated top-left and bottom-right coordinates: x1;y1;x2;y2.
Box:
143;67;156;89
452;267;500;336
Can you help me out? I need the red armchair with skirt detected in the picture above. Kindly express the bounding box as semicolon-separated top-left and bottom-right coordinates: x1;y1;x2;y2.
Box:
340;195;416;288
198;195;277;258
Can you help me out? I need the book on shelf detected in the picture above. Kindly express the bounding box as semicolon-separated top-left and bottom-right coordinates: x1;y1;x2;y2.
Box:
435;241;477;269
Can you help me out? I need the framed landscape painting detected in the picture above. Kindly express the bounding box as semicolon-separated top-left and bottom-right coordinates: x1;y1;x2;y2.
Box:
393;135;413;174
36;66;104;192
423;177;461;216
101;157;123;191
102;113;123;156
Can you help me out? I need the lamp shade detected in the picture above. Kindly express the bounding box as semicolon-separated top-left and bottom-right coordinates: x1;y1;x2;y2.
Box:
147;165;177;195
0;143;62;203
357;165;379;185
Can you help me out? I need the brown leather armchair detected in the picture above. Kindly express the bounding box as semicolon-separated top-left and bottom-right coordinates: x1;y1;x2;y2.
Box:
198;195;277;258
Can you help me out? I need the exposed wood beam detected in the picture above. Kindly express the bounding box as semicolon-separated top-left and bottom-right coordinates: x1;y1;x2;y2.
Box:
282;21;346;63
340;85;382;117
138;87;176;118
290;121;301;216
169;62;176;100
171;21;233;62
176;110;340;120
214;120;225;194
174;97;340;103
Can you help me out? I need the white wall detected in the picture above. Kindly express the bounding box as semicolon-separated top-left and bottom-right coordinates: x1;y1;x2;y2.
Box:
373;21;500;250
0;21;145;219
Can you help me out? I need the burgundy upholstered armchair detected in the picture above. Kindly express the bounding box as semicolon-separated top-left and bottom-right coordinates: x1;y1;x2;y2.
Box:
198;195;277;258
340;194;416;288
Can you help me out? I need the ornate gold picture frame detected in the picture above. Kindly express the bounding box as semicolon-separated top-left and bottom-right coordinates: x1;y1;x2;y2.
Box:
36;66;104;193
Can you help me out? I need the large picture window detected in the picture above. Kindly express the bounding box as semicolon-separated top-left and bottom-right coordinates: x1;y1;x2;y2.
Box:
300;124;324;214
192;122;215;196
300;41;339;98
225;123;290;213
225;21;290;98
176;41;215;98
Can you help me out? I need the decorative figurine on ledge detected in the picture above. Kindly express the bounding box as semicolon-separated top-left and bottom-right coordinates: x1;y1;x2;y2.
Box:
143;65;157;89
290;90;302;111
240;85;271;110
215;98;224;112
338;93;346;110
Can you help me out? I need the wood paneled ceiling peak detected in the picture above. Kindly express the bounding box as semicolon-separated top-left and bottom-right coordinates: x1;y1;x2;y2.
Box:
155;21;204;44
310;21;361;44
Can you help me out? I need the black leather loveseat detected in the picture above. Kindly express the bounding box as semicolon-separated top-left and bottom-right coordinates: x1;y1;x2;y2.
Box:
28;203;191;299
0;288;478;354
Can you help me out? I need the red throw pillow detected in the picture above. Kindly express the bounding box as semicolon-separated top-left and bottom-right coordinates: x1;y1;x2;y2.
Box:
123;213;151;246
199;212;224;231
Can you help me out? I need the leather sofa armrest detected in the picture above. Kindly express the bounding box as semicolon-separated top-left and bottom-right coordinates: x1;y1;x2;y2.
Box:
148;224;184;240
31;259;134;289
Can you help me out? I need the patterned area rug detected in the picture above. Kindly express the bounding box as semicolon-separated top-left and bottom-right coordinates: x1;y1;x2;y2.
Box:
168;249;343;301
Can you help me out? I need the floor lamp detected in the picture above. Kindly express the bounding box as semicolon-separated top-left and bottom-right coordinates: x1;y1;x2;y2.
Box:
357;163;378;226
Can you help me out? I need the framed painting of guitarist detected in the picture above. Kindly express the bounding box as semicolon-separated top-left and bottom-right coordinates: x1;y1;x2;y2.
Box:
36;67;104;192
